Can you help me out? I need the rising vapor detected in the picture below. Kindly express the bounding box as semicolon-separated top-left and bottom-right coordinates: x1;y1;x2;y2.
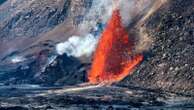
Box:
56;34;98;57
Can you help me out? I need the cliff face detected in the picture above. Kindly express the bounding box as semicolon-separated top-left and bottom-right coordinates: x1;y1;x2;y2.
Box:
0;0;69;40
0;0;92;40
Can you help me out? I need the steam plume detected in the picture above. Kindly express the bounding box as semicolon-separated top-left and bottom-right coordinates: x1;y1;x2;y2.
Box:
56;34;98;57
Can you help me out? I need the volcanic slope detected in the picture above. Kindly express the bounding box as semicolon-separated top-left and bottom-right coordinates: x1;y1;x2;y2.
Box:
120;0;194;96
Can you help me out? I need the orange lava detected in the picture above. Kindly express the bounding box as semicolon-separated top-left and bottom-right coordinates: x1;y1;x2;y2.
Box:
88;9;143;84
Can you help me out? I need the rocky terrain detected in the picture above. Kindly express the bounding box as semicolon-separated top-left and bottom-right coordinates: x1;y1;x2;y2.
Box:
120;0;194;96
0;0;194;109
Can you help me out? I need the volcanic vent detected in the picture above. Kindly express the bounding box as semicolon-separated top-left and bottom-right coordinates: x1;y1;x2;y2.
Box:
88;9;143;84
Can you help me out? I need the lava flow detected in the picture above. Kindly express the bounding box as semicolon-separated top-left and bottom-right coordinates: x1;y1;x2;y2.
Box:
88;9;143;84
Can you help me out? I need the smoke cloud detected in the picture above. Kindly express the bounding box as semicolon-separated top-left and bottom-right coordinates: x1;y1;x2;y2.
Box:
56;0;114;58
78;0;115;34
56;34;98;57
113;0;153;26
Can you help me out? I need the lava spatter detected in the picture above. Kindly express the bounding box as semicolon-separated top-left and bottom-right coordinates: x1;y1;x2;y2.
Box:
88;9;143;84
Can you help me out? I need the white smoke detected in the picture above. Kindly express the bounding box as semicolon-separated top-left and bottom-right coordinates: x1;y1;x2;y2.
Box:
119;0;154;26
11;56;26;63
78;0;115;34
55;0;114;58
78;0;155;31
118;0;134;26
56;34;98;57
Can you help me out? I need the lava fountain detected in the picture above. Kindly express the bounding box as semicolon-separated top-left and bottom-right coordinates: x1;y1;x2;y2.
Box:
88;9;143;84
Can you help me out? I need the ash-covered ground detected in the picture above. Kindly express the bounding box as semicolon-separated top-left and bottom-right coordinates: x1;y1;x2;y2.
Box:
0;0;194;109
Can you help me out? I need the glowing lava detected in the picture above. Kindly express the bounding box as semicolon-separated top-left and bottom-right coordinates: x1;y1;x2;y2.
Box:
88;9;143;84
